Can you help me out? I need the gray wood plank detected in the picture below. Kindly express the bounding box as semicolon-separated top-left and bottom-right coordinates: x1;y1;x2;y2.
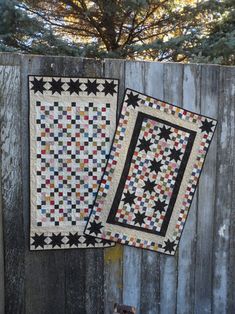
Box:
103;59;125;314
228;104;235;314
213;66;235;314
83;58;105;314
65;250;86;314
63;57;99;314
21;55;68;314
25;251;66;314
103;245;123;314
228;93;235;314
176;64;201;314
57;56;87;314
0;67;5;313
0;167;4;314
123;60;146;314
85;249;104;314
140;61;163;314
0;65;25;314
194;65;219;314
104;59;126;114
0;53;21;66
0;67;5;314
21;55;105;314
160;62;184;314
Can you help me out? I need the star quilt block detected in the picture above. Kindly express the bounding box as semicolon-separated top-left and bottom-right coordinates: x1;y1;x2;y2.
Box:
85;88;217;255
29;76;118;250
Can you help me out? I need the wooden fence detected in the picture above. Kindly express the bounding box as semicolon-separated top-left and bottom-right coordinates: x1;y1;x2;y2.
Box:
0;53;234;314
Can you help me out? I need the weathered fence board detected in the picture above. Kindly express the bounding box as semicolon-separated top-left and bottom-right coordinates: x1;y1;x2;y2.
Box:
195;65;219;314
0;64;25;314
103;58;125;314
0;66;5;314
213;67;235;314
139;61;163;314
0;53;234;314
159;63;185;314
176;64;201;314
122;61;145;313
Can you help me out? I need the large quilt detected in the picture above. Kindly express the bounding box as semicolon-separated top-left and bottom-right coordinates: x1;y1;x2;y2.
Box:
85;88;217;255
29;76;118;250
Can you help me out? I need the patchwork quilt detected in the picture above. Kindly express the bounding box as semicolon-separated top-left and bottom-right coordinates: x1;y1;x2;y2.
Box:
85;88;217;255
29;76;118;250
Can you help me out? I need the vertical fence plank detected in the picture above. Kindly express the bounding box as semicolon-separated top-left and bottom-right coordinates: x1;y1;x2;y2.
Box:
160;63;184;314
103;59;125;314
212;67;235;314
229;95;235;314
104;59;126;113
85;248;104;314
0;168;4;314
0;53;21;66
0;65;25;314
21;55;68;314
63;58;103;314
83;59;105;314
194;65;219;314
0;71;5;314
20;55;107;314
139;61;163;314
122;60;146;314
228;91;235;314
176;64;201;314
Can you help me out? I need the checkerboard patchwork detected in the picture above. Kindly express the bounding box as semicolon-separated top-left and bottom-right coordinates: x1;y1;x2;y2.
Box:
114;117;191;233
85;88;217;255
29;76;118;250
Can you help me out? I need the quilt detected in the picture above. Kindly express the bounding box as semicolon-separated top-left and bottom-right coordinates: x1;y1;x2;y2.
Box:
29;76;118;250
85;88;217;255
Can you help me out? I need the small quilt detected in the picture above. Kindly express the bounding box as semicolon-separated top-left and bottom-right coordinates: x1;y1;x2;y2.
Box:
85;88;217;255
29;76;118;250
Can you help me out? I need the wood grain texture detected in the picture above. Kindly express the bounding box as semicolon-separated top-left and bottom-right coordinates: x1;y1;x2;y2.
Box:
20;55;105;314
64;58;104;314
0;66;6;314
0;65;25;314
139;61;163;314
104;59;126;114
195;65;219;314
103;59;125;314
122;61;146;314
176;64;201;314
83;59;105;314
21;55;67;314
213;66;235;314
228;65;235;314
0;185;4;314
159;62;183;314
0;53;21;66
0;54;234;314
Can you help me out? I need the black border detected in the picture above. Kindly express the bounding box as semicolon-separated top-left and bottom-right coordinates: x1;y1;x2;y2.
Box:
28;74;120;251
84;88;218;255
106;112;196;236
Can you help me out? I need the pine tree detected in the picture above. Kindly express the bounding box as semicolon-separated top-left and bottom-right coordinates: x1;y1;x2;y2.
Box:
190;0;235;65
0;0;79;55
19;0;207;61
0;0;234;64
